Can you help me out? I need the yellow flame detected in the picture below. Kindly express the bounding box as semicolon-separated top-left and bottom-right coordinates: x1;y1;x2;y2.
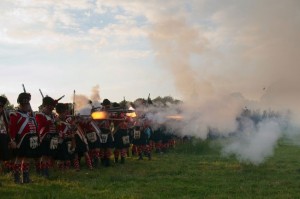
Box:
166;115;183;120
126;112;137;118
91;111;108;120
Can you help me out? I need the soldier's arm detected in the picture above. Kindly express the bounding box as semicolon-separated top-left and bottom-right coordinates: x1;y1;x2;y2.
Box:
9;112;18;141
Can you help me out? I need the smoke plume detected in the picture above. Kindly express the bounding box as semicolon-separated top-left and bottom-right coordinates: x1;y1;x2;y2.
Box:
75;85;102;115
147;1;300;164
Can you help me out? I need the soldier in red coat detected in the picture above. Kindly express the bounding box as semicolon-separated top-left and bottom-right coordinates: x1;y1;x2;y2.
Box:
55;103;76;170
72;118;93;171
0;96;12;173
10;92;39;183
111;103;130;164
98;99;114;167
35;96;58;178
82;116;101;168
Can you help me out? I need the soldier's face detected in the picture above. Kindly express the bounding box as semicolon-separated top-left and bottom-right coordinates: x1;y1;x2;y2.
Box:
45;105;55;113
20;103;31;112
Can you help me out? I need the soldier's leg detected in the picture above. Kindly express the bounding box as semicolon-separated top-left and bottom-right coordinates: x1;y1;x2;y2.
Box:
114;149;120;163
93;149;100;167
137;145;143;160
120;148;127;164
13;157;22;184
99;149;105;166
22;158;31;183
104;148;111;167
84;152;93;170
73;154;80;171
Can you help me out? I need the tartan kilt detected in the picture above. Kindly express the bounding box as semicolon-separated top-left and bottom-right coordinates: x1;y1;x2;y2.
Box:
16;133;40;158
114;129;130;149
85;131;101;150
0;133;12;161
132;132;148;146
40;133;59;157
56;138;75;161
75;134;88;156
99;128;114;149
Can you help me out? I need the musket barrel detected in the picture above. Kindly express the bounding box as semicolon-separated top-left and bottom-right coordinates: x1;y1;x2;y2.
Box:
22;84;26;93
39;89;44;98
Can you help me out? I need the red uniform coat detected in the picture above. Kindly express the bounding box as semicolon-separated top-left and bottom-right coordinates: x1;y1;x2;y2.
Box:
9;111;37;142
35;112;57;141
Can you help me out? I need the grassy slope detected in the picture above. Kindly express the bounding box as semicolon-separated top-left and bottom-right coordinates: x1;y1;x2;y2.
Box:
1;139;300;199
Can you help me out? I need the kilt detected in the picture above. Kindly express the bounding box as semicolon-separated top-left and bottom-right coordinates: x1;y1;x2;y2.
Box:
40;133;59;157
0;133;11;161
99;128;114;149
85;131;101;150
114;129;130;149
56;138;75;161
75;134;89;156
16;133;40;158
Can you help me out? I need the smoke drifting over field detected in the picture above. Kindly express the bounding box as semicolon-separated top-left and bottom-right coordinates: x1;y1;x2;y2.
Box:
147;0;300;164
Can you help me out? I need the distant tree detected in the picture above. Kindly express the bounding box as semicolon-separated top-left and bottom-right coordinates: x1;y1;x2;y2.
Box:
152;96;182;106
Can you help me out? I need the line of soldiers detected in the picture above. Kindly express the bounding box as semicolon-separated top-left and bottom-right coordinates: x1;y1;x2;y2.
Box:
0;93;177;184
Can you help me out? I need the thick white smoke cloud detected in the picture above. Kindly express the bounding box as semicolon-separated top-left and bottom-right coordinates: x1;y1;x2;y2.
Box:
222;118;282;165
147;0;300;164
75;85;102;115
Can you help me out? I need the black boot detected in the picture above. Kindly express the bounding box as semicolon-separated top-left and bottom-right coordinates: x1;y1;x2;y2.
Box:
14;171;21;184
121;157;125;164
148;153;152;160
114;157;119;164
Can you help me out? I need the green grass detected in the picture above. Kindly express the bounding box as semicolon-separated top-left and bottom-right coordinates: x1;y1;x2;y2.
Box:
1;139;300;199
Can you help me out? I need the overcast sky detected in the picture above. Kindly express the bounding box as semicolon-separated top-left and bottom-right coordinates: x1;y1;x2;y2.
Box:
1;0;299;110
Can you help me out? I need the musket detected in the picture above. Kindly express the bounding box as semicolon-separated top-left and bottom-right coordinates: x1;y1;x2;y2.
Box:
21;84;33;114
106;108;134;113
39;89;45;99
22;84;26;93
56;95;65;102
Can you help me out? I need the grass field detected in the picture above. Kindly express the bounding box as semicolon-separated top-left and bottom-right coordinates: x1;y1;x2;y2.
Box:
1;139;300;199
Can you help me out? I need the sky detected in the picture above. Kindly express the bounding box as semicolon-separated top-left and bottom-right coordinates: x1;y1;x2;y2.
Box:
0;0;299;110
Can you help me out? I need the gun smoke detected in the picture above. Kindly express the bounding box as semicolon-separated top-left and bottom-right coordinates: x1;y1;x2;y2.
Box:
146;0;300;165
